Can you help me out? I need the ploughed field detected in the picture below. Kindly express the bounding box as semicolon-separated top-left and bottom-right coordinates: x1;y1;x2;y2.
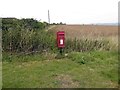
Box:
51;25;118;40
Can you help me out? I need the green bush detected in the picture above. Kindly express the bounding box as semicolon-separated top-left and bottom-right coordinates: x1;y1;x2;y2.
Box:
2;18;56;53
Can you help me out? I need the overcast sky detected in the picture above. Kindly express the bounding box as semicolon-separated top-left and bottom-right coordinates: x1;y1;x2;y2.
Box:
0;0;119;24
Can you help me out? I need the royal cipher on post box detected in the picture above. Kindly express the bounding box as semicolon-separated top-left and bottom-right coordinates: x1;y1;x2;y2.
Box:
57;31;65;48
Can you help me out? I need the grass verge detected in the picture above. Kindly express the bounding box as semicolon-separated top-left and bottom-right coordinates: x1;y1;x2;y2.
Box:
2;50;118;88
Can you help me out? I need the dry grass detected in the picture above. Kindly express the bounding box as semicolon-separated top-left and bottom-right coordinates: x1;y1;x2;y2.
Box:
56;74;79;88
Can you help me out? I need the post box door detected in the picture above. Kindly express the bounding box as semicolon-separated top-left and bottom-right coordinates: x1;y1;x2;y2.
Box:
58;36;65;47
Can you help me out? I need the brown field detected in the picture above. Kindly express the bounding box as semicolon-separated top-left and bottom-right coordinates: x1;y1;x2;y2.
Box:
52;25;118;39
51;25;118;44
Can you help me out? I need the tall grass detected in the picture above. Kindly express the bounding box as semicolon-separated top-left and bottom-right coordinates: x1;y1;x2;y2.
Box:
3;28;117;54
65;38;117;53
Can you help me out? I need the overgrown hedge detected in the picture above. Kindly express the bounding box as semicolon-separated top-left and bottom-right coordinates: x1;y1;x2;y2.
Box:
2;18;56;53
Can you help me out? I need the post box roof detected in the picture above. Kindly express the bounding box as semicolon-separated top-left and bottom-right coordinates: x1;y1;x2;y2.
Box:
57;31;65;35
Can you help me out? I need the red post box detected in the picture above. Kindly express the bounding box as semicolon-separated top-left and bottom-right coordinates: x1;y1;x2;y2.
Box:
57;31;65;48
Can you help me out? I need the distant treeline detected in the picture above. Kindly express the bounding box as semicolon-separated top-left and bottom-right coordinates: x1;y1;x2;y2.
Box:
2;18;49;31
2;18;66;31
51;22;66;25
